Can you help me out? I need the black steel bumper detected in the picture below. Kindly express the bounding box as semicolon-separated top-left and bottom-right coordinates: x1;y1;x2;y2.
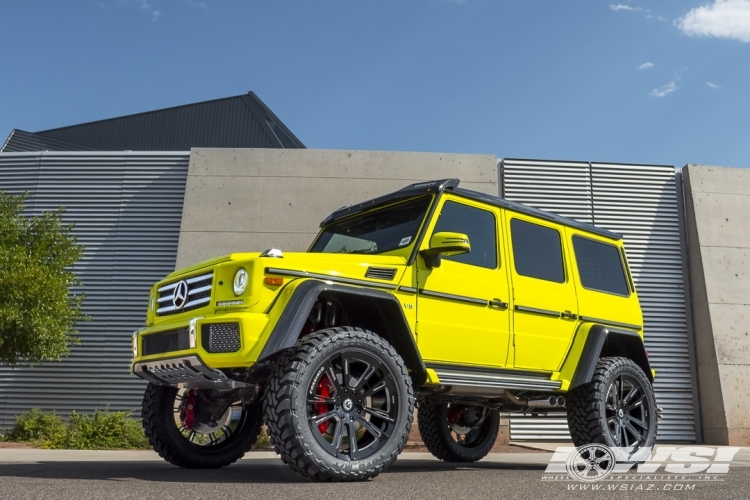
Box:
132;355;249;390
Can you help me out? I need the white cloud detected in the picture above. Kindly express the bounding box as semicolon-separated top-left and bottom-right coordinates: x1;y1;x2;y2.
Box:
707;81;721;89
637;62;655;70
610;4;647;12
137;0;161;20
676;0;750;43
649;81;678;97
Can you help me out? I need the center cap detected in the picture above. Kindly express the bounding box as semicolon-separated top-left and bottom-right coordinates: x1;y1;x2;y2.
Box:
618;409;625;418
343;399;353;412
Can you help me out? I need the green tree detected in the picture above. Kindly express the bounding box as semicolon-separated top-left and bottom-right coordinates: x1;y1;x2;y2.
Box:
0;191;86;366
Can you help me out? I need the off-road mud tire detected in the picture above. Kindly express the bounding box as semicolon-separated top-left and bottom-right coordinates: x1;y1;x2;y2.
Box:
567;357;657;451
418;400;499;462
263;326;414;481
141;383;263;468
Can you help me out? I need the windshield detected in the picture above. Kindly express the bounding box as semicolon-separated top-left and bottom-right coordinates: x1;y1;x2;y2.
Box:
310;196;433;255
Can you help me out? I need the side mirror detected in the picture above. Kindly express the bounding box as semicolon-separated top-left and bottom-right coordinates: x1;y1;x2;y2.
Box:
420;232;471;268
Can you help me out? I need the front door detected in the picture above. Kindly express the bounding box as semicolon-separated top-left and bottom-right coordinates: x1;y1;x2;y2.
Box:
505;214;579;371
416;198;511;368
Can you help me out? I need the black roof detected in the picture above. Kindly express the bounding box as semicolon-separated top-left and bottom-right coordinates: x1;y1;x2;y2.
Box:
1;91;304;153
320;178;621;241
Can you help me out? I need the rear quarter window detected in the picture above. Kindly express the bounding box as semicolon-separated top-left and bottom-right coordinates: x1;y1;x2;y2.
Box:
572;236;630;296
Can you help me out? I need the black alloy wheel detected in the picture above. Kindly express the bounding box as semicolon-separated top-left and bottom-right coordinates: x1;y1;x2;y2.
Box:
308;349;400;461
605;374;652;448
141;383;262;468
418;400;500;462
567;357;657;454
264;327;414;481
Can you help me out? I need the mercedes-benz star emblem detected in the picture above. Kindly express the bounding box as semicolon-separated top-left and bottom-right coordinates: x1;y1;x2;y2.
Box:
172;281;189;309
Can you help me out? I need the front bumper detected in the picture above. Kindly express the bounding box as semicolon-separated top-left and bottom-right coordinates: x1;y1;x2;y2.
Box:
133;354;251;390
132;311;271;376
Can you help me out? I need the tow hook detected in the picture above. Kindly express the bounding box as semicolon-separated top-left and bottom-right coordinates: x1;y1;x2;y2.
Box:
184;390;197;430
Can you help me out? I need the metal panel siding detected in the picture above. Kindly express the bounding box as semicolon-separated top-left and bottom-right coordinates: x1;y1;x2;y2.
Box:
34;93;303;152
502;159;697;442
1;130;103;153
0;151;188;427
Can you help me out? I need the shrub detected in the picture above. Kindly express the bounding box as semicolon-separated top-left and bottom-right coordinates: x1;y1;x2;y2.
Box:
2;408;67;447
2;408;150;450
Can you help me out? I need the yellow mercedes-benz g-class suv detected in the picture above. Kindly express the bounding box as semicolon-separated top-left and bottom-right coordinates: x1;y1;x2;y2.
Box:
132;179;656;481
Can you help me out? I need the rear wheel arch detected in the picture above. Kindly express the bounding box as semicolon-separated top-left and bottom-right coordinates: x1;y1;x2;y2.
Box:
258;280;427;386
569;324;652;390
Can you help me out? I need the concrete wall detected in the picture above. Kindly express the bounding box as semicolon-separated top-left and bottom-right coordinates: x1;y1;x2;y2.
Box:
684;164;750;445
176;148;499;268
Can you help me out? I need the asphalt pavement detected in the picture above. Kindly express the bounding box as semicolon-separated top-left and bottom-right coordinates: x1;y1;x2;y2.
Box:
2;449;749;500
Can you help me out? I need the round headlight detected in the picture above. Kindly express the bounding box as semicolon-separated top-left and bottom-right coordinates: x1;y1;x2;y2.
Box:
233;268;248;296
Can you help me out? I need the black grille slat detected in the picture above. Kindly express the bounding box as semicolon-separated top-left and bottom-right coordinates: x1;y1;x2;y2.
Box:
365;267;397;281
142;328;190;356
201;323;241;353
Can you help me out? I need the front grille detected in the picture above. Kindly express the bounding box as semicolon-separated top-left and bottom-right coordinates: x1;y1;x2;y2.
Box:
365;267;397;281
142;327;190;356
156;271;214;316
201;323;241;353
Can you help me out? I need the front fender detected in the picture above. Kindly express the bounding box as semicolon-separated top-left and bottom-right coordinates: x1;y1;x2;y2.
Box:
257;279;427;386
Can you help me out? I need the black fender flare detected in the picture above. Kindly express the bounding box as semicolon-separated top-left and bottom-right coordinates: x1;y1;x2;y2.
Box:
569;325;653;390
257;280;427;386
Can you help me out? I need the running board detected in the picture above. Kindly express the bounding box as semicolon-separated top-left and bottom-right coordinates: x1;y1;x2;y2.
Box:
433;368;562;392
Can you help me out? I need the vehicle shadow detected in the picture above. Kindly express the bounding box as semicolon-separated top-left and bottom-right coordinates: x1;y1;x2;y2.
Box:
0;458;548;484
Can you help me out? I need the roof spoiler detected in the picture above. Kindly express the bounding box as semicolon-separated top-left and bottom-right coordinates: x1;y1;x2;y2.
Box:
319;179;459;227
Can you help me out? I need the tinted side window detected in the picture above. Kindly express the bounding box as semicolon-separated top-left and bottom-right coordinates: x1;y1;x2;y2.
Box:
432;201;497;269
573;236;630;296
510;219;565;283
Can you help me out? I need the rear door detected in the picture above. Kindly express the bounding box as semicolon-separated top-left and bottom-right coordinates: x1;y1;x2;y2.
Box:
505;213;579;371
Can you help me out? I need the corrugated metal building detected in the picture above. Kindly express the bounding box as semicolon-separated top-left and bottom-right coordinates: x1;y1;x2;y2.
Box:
0;93;304;427
1;92;303;153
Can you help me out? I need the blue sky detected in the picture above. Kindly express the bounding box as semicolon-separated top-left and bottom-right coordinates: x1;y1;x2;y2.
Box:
1;1;748;168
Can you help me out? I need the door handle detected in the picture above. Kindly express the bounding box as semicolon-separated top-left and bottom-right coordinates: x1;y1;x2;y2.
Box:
489;299;509;309
561;310;578;320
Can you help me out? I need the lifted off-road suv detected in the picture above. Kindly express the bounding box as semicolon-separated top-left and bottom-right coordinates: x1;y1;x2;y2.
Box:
132;179;657;480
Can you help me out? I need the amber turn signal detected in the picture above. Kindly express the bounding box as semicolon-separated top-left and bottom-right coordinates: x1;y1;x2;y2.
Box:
264;276;284;286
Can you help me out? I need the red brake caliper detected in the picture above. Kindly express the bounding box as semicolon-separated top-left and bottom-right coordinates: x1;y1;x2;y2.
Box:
183;390;197;431
446;406;462;426
316;376;333;434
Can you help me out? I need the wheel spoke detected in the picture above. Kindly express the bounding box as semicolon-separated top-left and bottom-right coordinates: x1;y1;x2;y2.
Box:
622;425;630;448
627;395;645;411
607;416;617;425
613;425;621;446
628;416;648;430
222;424;233;439
188;431;196;443
331;421;344;451
623;386;638;404
310;410;338;425
362;374;391;398
307;396;337;405
342;356;351;390
353;362;381;391
323;361;343;394
625;421;644;440
347;423;358;455
362;406;394;423
356;416;385;440
619;377;625;405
